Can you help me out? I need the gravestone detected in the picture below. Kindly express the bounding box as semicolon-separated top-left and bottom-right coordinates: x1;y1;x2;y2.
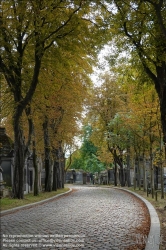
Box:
0;166;5;190
75;171;83;184
65;170;73;183
0;127;13;187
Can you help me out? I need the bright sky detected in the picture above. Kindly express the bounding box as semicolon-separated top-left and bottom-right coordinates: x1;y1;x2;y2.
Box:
90;44;117;86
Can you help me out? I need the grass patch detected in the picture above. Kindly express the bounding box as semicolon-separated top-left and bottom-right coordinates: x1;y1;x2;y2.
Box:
0;187;70;211
89;184;166;208
123;187;166;209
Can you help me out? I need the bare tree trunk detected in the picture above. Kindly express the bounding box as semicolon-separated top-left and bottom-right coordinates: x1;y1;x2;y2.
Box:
142;153;147;192
33;136;38;196
160;134;165;199
137;157;141;190
43;116;52;192
126;145;131;187
114;161;118;186
59;145;65;189
161;164;164;199
61;154;65;189
119;165;125;187
52;160;58;191
54;147;61;189
108;146;125;186
150;149;154;198
12;104;34;198
12;123;25;199
57;161;60;189
58;148;62;189
134;157;137;190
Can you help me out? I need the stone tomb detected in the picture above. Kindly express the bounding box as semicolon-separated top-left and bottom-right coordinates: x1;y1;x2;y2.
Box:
65;169;84;184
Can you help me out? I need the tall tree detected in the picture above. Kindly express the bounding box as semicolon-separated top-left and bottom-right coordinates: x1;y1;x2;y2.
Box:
106;0;166;143
88;74;129;186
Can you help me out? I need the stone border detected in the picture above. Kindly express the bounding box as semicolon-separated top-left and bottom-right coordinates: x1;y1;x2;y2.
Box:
115;188;160;250
0;188;72;216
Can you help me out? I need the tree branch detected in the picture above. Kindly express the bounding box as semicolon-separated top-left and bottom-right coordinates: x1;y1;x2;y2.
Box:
0;56;15;91
43;2;83;42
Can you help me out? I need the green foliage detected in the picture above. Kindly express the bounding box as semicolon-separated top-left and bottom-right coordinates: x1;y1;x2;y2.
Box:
0;0;111;198
69;125;106;173
103;0;166;142
85;153;105;173
81;139;97;158
69;157;84;170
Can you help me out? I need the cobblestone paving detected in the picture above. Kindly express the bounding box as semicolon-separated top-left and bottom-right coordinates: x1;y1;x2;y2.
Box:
1;186;150;250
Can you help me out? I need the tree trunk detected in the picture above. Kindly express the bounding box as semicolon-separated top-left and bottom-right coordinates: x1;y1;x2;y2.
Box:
118;153;125;187
156;63;166;144
161;164;164;199
108;146;125;186
137;157;141;190
33;138;39;196
57;162;60;189
119;164;125;187
54;148;60;189
52;161;58;191
155;167;158;190
114;161;117;186
12;123;25;199
150;148;154;198
61;153;65;188
43;116;52;192
160;138;165;199
59;146;65;189
143;154;147;192
58;160;62;189
55;145;65;189
52;149;58;191
58;148;62;189
12;104;35;198
134;157;137;190
126;145;131;187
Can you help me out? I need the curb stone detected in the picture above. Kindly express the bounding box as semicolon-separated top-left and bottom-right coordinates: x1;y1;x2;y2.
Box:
0;188;72;216
114;188;160;250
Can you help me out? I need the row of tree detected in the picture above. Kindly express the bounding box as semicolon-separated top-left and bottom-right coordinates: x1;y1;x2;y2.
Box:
109;0;166;146
82;63;165;197
1;1;166;199
67;57;166;197
84;0;166;199
1;1;110;198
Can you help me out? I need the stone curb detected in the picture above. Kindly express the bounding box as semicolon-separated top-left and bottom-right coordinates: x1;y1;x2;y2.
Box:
114;188;160;250
0;188;72;216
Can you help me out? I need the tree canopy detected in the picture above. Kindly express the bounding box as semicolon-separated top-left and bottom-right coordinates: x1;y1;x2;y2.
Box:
0;0;109;198
1;0;166;198
103;0;166;143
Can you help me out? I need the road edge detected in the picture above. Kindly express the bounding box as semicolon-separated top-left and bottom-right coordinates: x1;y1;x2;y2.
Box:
114;188;160;250
0;188;72;216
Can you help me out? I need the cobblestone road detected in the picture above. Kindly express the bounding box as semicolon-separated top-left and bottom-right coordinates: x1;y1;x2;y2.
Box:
1;185;150;250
